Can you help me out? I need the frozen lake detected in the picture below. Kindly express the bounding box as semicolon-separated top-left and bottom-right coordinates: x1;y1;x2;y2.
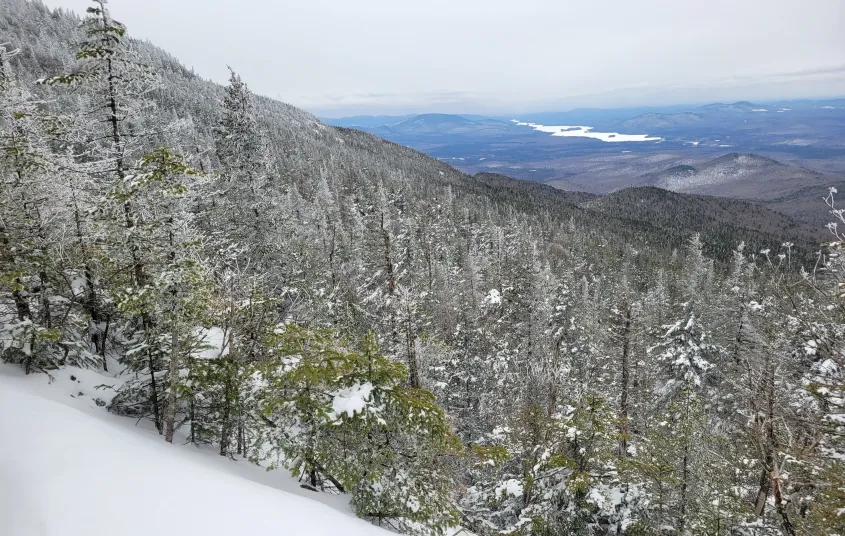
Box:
512;120;662;143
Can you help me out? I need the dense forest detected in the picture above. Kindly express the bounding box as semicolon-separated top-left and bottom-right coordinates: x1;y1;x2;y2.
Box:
1;1;843;535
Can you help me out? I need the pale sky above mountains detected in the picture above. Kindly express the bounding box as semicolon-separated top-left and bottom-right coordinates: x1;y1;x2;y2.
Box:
44;0;845;116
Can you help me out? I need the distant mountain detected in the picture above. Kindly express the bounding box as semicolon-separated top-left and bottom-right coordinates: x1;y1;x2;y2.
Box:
616;112;703;130
648;153;789;192
361;113;521;139
324;102;845;199
700;101;765;113
512;105;697;129
643;164;698;183
321;114;414;128
757;181;845;229
471;172;823;260
474;172;601;205
612;101;793;133
381;113;474;133
641;152;840;227
323;113;519;137
667;153;810;193
582;186;826;258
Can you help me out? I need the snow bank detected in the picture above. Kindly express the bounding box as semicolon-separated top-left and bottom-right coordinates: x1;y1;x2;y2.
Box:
0;366;387;536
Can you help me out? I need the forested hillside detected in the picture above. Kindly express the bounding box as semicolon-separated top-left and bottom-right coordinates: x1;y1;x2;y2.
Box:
1;1;844;535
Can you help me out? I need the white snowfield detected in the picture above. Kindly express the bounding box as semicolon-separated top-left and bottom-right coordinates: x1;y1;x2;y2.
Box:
0;366;388;536
511;120;662;142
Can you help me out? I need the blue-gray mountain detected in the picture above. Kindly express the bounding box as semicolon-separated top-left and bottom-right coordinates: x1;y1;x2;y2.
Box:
325;102;845;227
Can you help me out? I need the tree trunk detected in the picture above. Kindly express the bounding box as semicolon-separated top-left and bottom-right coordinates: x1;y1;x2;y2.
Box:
380;212;401;361
679;443;689;535
772;463;796;536
189;355;196;444
753;467;771;517
69;185;104;357
146;314;162;433
754;357;778;518
546;335;565;436
164;326;179;443
236;407;245;456
619;304;632;456
219;366;233;456
380;213;395;296
2;213;35;374
405;306;420;388
0;218;32;323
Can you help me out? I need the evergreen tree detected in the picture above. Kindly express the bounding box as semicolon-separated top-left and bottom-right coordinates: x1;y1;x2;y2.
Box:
39;0;161;364
0;43;92;372
258;327;458;535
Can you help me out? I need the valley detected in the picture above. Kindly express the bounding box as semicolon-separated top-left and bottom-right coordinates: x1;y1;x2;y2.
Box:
326;101;845;229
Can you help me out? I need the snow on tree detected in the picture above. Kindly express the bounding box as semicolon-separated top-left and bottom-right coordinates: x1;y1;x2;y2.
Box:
3;2;845;533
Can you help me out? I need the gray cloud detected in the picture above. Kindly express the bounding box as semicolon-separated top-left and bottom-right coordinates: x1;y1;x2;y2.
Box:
43;0;845;115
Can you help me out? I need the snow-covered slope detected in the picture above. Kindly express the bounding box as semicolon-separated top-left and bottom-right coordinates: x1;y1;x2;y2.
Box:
0;366;388;536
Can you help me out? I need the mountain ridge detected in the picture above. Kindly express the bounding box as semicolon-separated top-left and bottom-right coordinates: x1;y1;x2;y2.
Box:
474;172;825;259
637;152;835;225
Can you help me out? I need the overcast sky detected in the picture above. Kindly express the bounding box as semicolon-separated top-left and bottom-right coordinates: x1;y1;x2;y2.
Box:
43;0;845;117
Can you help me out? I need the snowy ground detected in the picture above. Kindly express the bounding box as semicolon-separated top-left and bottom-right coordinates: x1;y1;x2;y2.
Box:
0;365;390;536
